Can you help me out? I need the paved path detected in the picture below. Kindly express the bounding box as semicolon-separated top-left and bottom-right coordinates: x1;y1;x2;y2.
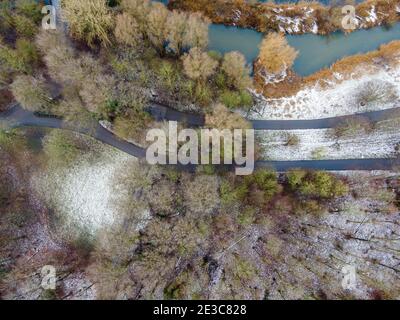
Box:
1;104;398;172
149;103;400;130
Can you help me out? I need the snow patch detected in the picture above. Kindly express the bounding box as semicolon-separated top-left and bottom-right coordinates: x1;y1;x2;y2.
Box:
250;65;400;120
258;127;400;161
32;148;143;236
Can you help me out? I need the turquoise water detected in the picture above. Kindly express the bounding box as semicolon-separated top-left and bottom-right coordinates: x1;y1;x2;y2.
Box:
154;0;400;76
208;23;400;76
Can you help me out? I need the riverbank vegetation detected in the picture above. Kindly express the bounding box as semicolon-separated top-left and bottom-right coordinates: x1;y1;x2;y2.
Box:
254;39;400;101
169;0;400;35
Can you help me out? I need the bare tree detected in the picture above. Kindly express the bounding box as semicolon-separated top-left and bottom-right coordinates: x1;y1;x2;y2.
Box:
114;13;142;47
10;75;52;113
165;10;188;55
184;12;210;51
147;2;169;54
120;0;151;31
205;103;251;130
182;47;218;82
221;51;252;90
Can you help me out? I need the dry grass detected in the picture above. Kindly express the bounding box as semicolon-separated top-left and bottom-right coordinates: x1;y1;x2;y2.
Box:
169;0;400;35
254;40;400;98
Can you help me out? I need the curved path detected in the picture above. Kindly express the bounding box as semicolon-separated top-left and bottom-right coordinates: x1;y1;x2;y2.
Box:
1;104;398;172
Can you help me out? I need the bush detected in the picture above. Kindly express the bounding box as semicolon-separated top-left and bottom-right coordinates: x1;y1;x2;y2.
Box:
244;169;280;203
63;0;113;47
221;51;252;90
13;14;37;38
10;75;53;113
237;206;256;226
42;130;86;167
285;133;300;146
113;112;151;144
0;39;39;74
182;47;218;82
220;90;253;109
356;80;398;106
334;117;373;138
165;10;209;55
205;103;251;130
0;1;13;34
14;39;40;71
220;90;241;109
0;129;26;152
158;61;179;90
287;169;348;199
311;147;326;160
148;179;181;217
15;0;42;24
114;13;142;47
182;174;220;215
258;33;298;73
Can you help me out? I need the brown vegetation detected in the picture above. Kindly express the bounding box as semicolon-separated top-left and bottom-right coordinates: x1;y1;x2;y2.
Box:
258;33;298;74
169;0;400;35
254;40;400;98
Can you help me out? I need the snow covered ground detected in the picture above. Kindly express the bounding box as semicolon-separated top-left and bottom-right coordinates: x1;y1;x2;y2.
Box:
250;65;400;120
32;145;149;238
258;125;400;160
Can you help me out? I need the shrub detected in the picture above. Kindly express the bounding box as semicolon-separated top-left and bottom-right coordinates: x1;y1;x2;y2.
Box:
184;12;210;50
287;169;348;199
165;10;209;55
334;117;374;138
15;0;42;24
356;80;398;106
182;174;220;215
205;103;251;130
120;0;151;29
158;61;179;90
0;129;26;152
114;13;142;47
220;90;253;109
147;2;169;54
244;169;280;203
220;90;241;109
182;47;218;82
148;179;181;217
14;39;40;71
311;147;326;160
221;51;252;90
285;133;300;146
0;39;39;74
78;63;115;113
62;0;113;47
0;1;13;34
194;82;212;105
10;75;53;113
165;10;188;55
13;14;37;38
42;130;86;167
113;111;151;145
237;206;256;226
35;30;77;82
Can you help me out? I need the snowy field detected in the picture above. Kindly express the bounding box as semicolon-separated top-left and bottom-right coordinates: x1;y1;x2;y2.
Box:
32;146;149;237
250;65;400;120
258;125;400;160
